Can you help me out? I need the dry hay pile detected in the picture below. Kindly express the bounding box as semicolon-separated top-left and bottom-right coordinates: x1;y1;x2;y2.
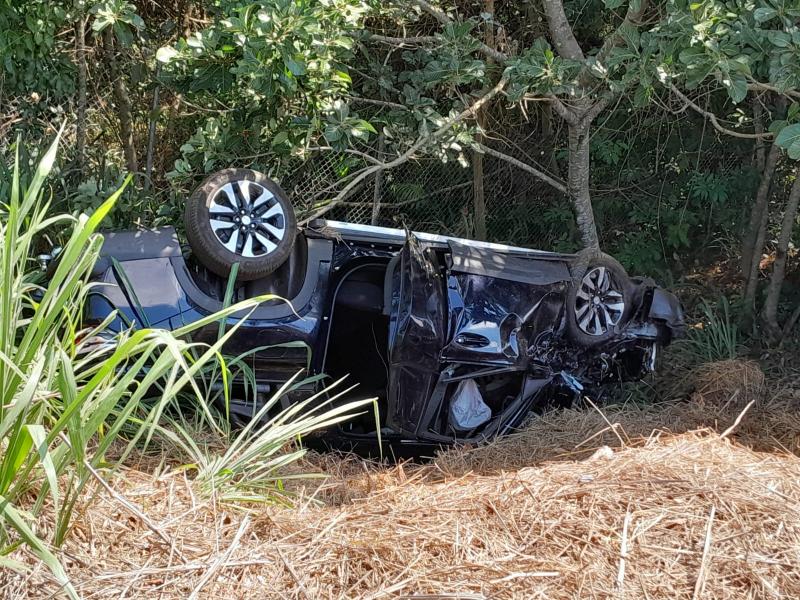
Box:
690;359;766;408
3;394;800;599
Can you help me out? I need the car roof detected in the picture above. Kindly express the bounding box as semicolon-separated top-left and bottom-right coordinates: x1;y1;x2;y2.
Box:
309;219;574;260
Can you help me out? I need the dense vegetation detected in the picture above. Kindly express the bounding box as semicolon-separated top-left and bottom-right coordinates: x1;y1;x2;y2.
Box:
0;138;375;593
3;0;800;337
1;0;800;592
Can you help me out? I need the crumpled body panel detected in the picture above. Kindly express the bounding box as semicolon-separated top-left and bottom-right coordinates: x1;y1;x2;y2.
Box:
442;273;568;366
386;233;447;434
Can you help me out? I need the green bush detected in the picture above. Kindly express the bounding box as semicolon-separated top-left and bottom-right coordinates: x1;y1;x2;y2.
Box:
0;133;375;593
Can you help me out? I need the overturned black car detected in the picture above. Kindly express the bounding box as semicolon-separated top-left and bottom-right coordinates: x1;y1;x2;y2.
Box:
83;169;684;453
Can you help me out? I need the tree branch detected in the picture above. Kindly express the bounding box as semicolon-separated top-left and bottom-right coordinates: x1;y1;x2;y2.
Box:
477;143;567;194
597;0;650;65
300;77;510;224
747;81;800;101
581;93;614;127
408;0;508;63
304;146;386;165
350;97;410;111
548;94;579;126
669;85;772;140
363;32;440;46
542;0;584;61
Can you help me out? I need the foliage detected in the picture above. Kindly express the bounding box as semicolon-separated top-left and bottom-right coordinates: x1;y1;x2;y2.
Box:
157;0;372;178
3;0;800;586
653;0;800;103
159;374;377;504
776;123;800;158
0;134;257;591
90;0;145;46
683;297;743;362
1;0;800;335
0;0;76;99
0;136;373;587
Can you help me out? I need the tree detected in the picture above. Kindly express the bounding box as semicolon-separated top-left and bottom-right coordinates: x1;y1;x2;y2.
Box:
155;0;373;179
90;0;146;177
155;0;800;267
156;0;665;249
373;0;656;249
652;0;800;335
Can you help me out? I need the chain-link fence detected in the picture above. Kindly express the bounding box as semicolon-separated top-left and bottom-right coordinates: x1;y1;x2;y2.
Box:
279;115;741;253
281;144;565;249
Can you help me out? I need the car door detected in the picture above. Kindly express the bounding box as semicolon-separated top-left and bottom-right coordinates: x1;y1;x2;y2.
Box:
386;232;447;435
441;242;572;364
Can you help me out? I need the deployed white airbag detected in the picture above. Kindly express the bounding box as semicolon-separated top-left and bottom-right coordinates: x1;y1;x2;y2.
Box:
449;379;491;431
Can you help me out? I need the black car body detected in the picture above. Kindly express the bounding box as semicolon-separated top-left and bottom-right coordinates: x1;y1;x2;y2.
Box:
84;218;684;452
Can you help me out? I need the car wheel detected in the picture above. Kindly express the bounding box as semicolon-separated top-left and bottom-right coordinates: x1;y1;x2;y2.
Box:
566;252;632;346
184;168;297;281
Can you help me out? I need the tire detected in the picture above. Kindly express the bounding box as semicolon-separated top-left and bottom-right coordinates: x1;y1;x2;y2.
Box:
565;251;633;346
184;168;297;281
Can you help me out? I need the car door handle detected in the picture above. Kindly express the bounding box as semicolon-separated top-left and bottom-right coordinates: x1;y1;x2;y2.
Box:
455;332;491;348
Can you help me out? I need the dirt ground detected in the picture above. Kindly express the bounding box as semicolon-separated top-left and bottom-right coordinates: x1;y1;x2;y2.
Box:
2;360;800;599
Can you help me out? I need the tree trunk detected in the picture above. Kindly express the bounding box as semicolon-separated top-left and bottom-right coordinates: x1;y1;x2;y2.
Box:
472;145;487;241
753;99;766;173
370;134;385;225
75;13;88;178
104;29;138;177
472;93;488;241
762;169;800;340
471;0;493;242
144;65;161;192
541;0;584;60
741;142;781;280
541;102;562;179
567;122;599;249
742;97;785;278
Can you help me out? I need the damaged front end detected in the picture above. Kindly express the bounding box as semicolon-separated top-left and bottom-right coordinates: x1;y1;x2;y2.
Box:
386;236;683;445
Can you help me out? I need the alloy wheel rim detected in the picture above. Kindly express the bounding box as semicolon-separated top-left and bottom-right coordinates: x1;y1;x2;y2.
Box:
208;180;286;258
574;266;625;336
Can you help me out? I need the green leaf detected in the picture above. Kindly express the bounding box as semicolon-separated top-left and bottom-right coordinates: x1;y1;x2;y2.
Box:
0;495;78;599
130;14;145;31
753;7;777;22
603;0;626;8
769;119;789;134
113;22;133;47
332;70;351;84
634;84;651;107
285;57;306;76
679;46;706;65
91;15;112;33
271;130;289;146
356;119;377;134
767;30;792;48
0;555;27;573
775;123;800;160
722;71;748;103
156;46;178;63
26;425;59;517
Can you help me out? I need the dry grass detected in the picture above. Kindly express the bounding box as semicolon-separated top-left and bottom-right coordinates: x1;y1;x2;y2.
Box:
690;359;766;408
3;366;800;599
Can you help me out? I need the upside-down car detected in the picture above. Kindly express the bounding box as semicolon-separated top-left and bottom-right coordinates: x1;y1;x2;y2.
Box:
77;169;684;453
